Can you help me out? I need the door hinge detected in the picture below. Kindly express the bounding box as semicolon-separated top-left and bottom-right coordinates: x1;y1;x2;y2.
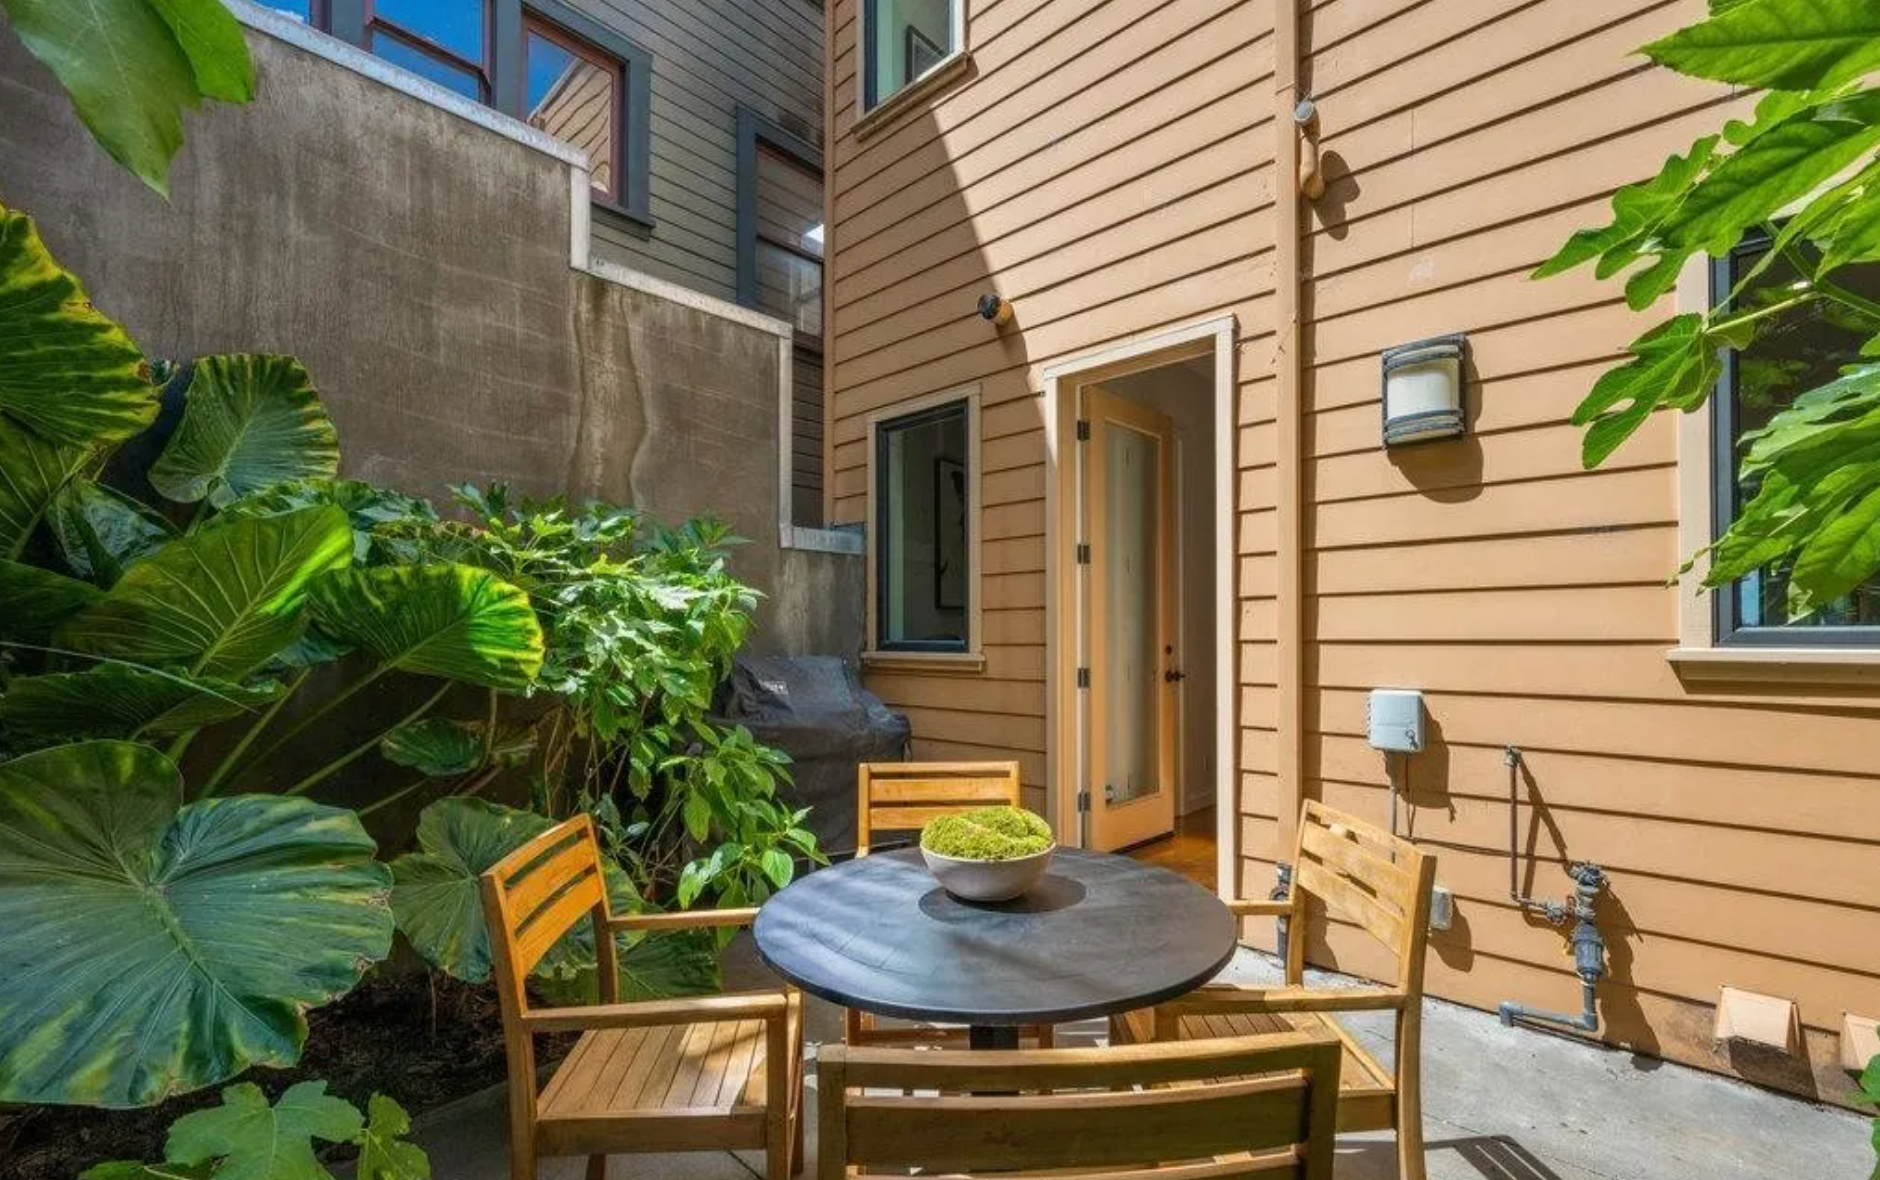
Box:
1077;786;1091;814
1075;418;1090;441
1076;667;1091;688
1075;542;1091;564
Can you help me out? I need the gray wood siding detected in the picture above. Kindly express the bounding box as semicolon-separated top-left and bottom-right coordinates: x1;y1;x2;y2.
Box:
568;0;824;300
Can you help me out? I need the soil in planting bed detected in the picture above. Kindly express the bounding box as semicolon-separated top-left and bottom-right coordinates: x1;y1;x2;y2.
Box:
0;970;578;1180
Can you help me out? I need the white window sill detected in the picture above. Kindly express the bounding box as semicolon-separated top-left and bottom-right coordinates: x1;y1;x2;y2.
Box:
861;649;986;675
852;51;973;142
1666;646;1880;685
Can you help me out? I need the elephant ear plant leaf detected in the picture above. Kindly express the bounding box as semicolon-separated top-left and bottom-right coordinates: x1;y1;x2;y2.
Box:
0;416;91;557
0;664;280;747
0;555;103;642
58;503;353;678
0;0;254;195
380;717;488;777
149;355;340;507
48;478;172;585
1537;0;1880;621
311;563;545;690
0;741;393;1107
0;202;156;446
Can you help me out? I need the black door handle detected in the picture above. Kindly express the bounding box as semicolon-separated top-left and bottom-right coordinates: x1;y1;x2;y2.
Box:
1164;669;1186;683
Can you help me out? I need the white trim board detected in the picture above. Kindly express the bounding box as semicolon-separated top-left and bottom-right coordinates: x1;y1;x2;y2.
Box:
1041;315;1238;901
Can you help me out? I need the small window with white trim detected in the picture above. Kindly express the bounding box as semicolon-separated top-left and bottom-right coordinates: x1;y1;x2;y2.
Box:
874;398;971;652
861;0;961;113
1712;237;1880;645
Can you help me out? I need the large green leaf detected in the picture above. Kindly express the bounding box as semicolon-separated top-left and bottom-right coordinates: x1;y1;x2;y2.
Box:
0;556;104;643
0;741;392;1106
1645;0;1880;92
48;479;172;585
149;356;340;506
0;203;155;445
166;1081;362;1180
60;504;353;678
0;664;279;746
0;415;89;557
221;477;437;563
311;563;544;691
82;1163;213;1180
0;0;254;195
380;717;486;777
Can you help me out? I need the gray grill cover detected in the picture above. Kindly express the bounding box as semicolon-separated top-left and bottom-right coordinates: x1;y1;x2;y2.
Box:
711;656;909;858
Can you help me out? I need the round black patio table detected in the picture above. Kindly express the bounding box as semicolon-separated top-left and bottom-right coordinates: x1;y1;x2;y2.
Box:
753;846;1236;1048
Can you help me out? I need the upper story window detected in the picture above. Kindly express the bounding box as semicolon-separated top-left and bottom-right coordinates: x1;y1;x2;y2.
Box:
861;0;961;113
1712;238;1880;646
873;397;972;653
253;0;650;221
525;15;623;204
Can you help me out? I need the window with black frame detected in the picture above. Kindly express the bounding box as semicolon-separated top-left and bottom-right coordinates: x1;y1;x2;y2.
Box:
1713;238;1880;645
875;401;970;652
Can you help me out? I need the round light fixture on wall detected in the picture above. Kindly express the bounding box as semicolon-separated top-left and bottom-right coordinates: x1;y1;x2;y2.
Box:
1380;333;1467;447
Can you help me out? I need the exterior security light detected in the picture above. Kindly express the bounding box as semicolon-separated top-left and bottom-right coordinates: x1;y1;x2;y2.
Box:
1381;333;1467;446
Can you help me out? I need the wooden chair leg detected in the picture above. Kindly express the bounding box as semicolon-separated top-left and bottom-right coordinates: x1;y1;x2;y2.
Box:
791;1092;806;1175
506;1088;536;1180
1397;1010;1427;1180
1035;1022;1054;1048
843;1006;865;1045
584;1154;607;1180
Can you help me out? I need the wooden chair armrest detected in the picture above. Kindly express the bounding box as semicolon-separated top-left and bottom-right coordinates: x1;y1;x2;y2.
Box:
1225;899;1293;917
521;990;790;1032
605;906;760;933
1163;985;1408;1014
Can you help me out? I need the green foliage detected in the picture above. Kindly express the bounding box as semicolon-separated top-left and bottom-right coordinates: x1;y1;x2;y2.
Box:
59;505;355;678
0;664;279;747
310;563;545;691
1538;0;1880;620
84;1084;429;1180
0;742;393;1107
150;355;340;506
0;0;254;195
921;806;1055;861
48;478;172;584
380;717;488;777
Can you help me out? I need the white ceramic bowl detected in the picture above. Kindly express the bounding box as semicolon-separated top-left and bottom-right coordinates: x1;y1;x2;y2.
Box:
920;843;1057;902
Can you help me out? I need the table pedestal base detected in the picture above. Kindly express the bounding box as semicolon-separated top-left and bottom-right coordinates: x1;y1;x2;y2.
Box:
969;1024;1020;1050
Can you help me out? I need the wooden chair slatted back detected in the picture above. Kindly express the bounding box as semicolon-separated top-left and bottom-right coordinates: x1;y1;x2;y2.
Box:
1285;801;1434;989
481;815;616;1004
855;760;1022;854
818;1032;1340;1179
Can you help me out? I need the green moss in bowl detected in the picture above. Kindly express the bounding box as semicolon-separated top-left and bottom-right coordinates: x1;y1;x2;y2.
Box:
920;806;1054;861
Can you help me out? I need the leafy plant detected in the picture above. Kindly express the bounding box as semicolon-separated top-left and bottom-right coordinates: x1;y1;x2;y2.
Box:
0;742;392;1107
1857;1053;1880;1180
0;0;255;195
1537;0;1880;619
920;806;1055;860
83;1083;430;1180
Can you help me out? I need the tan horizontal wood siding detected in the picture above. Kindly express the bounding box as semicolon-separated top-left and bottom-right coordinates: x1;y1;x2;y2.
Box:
826;0;1879;1103
1232;0;1878;1103
824;0;1278;808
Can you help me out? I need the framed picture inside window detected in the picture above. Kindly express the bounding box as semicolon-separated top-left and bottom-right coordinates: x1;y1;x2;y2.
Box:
934;456;967;611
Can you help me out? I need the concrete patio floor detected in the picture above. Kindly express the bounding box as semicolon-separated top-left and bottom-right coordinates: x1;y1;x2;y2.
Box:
404;940;1870;1180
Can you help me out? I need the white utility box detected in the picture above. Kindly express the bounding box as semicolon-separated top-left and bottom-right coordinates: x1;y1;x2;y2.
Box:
1367;688;1425;754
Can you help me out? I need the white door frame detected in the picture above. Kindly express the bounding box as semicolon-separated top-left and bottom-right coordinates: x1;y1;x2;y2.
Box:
1041;315;1238;900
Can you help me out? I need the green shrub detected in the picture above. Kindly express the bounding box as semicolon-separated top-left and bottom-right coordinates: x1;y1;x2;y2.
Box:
920;806;1053;860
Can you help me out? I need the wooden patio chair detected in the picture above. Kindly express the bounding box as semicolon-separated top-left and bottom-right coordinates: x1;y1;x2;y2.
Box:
847;759;1052;1048
1110;800;1438;1180
480;815;804;1180
817;1028;1342;1180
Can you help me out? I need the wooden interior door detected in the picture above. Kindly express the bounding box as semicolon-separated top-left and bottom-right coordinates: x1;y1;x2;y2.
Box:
1083;384;1178;851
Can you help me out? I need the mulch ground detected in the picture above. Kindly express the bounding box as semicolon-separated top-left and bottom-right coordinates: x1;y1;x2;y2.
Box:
0;970;577;1180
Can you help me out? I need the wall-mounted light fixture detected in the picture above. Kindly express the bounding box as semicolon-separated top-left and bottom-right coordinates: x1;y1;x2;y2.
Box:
977;293;1014;327
1381;332;1467;447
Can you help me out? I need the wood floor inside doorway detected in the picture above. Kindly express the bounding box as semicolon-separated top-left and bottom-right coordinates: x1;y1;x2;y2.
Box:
1127;806;1216;890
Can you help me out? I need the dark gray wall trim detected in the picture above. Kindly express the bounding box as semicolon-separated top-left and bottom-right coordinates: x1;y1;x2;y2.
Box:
734;104;823;309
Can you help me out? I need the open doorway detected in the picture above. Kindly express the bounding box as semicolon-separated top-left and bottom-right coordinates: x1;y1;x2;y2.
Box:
1045;318;1234;896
